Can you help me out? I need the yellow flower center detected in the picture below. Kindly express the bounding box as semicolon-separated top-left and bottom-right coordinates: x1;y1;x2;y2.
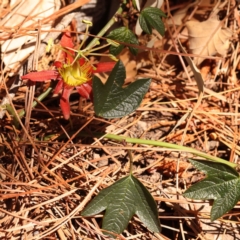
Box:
59;61;92;87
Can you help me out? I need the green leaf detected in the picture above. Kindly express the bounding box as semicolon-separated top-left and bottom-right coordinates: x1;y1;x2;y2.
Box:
188;160;239;177
107;27;139;55
139;7;166;35
183;160;240;221
93;60;151;119
132;176;161;233
82;174;161;238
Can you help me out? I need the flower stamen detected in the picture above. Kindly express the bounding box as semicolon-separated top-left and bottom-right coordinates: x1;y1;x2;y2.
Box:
59;61;92;87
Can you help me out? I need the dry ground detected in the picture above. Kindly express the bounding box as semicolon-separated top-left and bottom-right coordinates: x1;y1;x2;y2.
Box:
0;0;240;239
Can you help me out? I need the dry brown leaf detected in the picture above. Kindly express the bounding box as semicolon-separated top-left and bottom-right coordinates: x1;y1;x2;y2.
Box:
185;16;232;65
167;2;195;26
0;0;61;70
168;0;220;26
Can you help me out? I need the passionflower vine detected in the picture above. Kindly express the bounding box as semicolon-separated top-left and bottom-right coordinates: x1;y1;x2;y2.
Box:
22;32;115;119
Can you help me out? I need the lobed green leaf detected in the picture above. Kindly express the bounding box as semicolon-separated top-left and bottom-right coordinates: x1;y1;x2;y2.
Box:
189;159;239;177
93;60;151;119
132;176;161;233
81;177;130;216
184;160;240;221
82;174;161;238
107;27;139;55
139;7;166;35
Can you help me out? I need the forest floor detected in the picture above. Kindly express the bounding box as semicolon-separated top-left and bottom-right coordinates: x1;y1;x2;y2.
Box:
0;0;240;239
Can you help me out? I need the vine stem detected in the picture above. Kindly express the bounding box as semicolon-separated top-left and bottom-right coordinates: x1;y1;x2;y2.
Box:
86;0;127;49
102;133;238;169
55;130;238;169
6;86;53;127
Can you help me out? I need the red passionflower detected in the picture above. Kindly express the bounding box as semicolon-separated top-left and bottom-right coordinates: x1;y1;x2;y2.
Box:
22;32;115;119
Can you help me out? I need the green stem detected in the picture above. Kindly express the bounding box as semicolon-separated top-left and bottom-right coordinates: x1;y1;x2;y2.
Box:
56;131;238;169
84;43;111;55
6;86;53;127
102;133;238;169
22;129;238;169
86;0;127;50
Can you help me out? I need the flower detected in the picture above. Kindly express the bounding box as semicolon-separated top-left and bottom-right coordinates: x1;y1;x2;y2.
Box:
22;32;115;119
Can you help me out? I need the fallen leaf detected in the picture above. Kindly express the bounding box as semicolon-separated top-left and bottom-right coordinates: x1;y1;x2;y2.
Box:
185;15;232;65
167;2;195;26
0;0;61;70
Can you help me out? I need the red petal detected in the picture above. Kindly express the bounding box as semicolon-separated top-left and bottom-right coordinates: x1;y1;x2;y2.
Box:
54;61;63;68
60;87;73;120
60;31;74;49
22;70;59;81
93;62;116;73
54;80;63;94
76;82;92;99
79;58;86;66
60;31;74;63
